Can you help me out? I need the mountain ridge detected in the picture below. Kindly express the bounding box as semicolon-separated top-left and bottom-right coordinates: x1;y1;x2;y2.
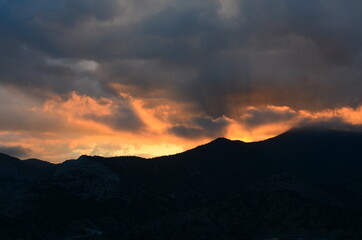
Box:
1;128;362;239
2;127;361;164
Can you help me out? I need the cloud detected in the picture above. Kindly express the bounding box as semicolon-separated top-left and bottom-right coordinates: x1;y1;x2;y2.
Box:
1;0;362;114
0;87;66;132
0;87;145;135
85;103;145;132
169;116;231;139
1;0;362;160
294;117;362;133
43;92;145;132
230;105;362;142
239;106;297;128
218;0;240;19
0;145;32;158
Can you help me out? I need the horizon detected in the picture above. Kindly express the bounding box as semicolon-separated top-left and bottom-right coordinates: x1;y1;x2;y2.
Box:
2;2;362;238
1;0;362;162
1;126;360;163
0;132;249;163
1;110;362;239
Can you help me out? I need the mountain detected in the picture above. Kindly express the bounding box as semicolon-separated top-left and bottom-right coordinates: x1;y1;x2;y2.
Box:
0;128;362;239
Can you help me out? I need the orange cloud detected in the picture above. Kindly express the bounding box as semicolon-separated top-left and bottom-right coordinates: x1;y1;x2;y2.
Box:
0;88;361;162
227;105;362;142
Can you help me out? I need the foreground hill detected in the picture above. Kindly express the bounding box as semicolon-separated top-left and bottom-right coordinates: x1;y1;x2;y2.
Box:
0;128;362;239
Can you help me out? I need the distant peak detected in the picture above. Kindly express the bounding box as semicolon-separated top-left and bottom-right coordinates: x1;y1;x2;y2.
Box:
78;155;92;160
77;155;104;162
0;152;20;161
210;137;231;143
197;137;241;150
277;127;361;138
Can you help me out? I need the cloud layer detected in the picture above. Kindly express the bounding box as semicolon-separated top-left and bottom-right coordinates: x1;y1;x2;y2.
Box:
1;0;362;161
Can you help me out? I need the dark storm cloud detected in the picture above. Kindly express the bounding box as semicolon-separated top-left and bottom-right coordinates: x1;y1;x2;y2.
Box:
0;145;32;158
0;0;121;59
295;116;362;132
84;100;145;132
169;116;231;139
240;106;297;128
0;45;109;99
1;0;362;124
113;0;362;115
0;0;120;98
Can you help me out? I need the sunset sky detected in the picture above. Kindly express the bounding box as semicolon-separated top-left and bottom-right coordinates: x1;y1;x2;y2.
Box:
1;0;362;162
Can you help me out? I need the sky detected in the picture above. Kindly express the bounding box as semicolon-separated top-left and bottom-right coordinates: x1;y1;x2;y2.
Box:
1;0;362;162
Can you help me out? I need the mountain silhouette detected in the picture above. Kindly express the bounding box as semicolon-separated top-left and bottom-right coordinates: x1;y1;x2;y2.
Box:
0;128;362;239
